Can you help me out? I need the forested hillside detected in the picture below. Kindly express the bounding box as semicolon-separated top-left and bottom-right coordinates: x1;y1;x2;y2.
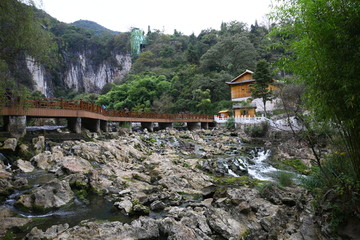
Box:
1;0;282;114
96;21;282;114
71;20;120;36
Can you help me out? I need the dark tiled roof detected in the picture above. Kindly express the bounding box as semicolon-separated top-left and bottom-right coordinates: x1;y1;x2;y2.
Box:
226;79;256;85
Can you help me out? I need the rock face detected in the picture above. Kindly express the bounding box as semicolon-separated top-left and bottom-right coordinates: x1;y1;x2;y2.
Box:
26;56;49;97
17;179;74;209
25;52;132;97
64;53;132;93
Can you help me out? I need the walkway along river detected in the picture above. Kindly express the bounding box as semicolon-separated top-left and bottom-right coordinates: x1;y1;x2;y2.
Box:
1;96;214;137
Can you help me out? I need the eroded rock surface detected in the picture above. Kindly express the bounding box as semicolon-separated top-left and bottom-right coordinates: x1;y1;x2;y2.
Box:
1;129;329;239
16;178;74;209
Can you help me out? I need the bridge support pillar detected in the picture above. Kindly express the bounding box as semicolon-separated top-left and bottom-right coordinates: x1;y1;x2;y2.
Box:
3;116;27;138
100;120;108;132
141;122;154;132
201;122;209;130
208;122;216;128
158;122;172;130
67;117;82;133
82;118;100;133
187;122;201;131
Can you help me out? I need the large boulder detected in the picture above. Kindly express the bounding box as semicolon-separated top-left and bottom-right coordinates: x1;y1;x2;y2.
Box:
159;217;199;240
61;156;93;174
205;207;249;239
17;179;74;210
114;198;133;215
1;138;17;151
15;159;34;173
31;151;53;170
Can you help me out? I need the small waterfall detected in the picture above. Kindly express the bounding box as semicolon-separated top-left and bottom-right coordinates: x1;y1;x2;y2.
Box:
246;149;278;181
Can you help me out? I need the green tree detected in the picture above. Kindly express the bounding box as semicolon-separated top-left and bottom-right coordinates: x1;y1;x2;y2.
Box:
200;33;257;75
274;0;360;177
251;59;273;117
274;0;360;231
0;0;54;96
193;89;212;114
96;75;170;112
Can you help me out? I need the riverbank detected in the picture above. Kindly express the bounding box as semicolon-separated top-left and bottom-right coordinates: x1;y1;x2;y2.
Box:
0;127;326;239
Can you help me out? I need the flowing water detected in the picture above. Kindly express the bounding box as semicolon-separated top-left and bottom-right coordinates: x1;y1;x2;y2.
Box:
0;170;132;239
26;126;65;131
246;148;279;181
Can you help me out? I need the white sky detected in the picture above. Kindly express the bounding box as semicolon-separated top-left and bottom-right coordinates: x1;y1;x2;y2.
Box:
38;0;274;35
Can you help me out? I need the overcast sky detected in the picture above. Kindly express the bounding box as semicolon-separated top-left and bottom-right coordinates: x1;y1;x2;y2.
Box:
39;0;274;35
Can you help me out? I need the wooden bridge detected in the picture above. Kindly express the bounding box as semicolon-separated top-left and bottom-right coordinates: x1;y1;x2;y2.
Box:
1;97;214;137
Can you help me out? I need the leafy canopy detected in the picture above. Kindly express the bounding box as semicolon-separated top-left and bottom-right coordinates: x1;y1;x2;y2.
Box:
251;59;273;116
273;0;360;178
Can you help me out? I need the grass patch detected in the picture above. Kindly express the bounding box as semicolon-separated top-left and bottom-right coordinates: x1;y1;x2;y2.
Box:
140;136;157;145
273;158;310;175
212;176;267;187
182;162;190;168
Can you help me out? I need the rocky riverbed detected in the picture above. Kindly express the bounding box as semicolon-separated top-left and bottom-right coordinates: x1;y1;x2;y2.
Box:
0;127;327;239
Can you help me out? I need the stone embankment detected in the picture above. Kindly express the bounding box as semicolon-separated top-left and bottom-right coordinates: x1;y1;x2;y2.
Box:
0;128;327;239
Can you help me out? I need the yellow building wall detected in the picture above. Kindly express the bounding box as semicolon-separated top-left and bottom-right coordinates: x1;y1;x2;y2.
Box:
234;108;256;118
231;83;252;99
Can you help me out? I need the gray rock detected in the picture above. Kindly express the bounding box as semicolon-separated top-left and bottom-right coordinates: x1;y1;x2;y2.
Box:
30;217;160;239
114;199;133;214
205;207;248;239
160;217;198;240
61;156;93;174
119;189;131;196
0;178;13;195
17;178;74;209
13;177;28;189
150;200;166;211
32;136;45;154
15;159;34;173
1;138;17;151
31;151;52;170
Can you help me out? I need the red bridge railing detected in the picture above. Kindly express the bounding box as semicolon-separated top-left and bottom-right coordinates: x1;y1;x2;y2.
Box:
1;96;213;121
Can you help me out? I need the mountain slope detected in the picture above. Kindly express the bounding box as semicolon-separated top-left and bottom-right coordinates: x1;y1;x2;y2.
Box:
72;20;119;36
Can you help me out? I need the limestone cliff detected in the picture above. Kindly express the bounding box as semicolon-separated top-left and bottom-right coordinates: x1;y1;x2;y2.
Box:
25;51;132;97
63;52;131;93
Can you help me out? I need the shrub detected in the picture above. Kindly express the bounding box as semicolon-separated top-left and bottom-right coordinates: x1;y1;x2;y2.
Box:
225;117;235;130
274;171;294;187
244;121;269;137
301;153;360;231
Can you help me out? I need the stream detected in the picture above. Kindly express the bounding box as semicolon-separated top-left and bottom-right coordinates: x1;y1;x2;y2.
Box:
0;170;132;239
0;130;302;238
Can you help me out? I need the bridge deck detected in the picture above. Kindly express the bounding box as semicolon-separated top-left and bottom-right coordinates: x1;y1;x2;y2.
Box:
0;97;213;123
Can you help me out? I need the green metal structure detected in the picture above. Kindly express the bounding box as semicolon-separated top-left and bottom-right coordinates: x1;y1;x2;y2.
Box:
130;28;146;57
